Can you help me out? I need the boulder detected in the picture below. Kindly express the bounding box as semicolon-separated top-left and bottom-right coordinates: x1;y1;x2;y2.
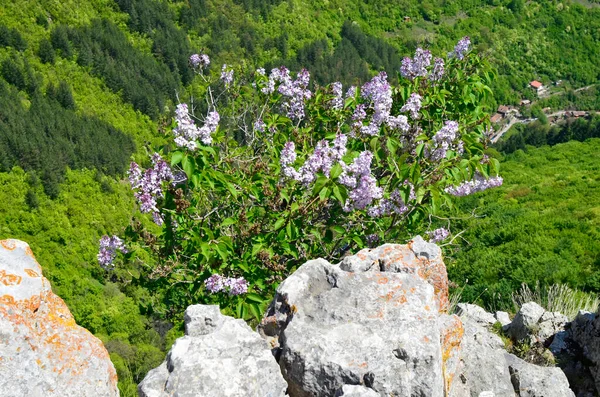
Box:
338;236;449;311
456;303;496;326
505;353;575;396
569;311;600;393
0;239;118;397
495;311;511;327
456;318;515;397
505;302;546;342
259;239;462;397
138;304;287;397
504;302;568;345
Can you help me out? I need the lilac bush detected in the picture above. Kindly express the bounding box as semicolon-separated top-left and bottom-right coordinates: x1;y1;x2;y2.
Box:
104;37;501;321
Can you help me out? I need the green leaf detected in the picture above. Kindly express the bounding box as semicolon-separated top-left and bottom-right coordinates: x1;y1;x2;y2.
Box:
246;293;264;303
170;151;184;166
332;185;344;205
415;143;425;158
273;217;286;230
312;175;329;195
330;163;343;179
319;186;330;201
221;218;236;227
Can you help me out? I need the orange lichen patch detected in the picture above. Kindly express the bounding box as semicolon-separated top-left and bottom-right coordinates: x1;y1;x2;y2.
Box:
423;336;430;343
367;308;385;319
440;316;464;394
377;276;389;284
25;246;35;258
0;270;22;286
0;240;17;250
24;268;40;278
0;275;118;387
424;305;431;312
0;294;15;305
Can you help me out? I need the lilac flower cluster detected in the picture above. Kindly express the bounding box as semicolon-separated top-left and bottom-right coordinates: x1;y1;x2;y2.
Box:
281;135;347;185
445;173;503;197
221;64;234;87
368;189;408;218
365;234;380;247
428;120;462;161
189;53;210;69
357;72;393;136
262;67;312;120
449;37;471;60
338;151;383;211
97;235;128;269
400;93;422;119
330;82;344;110
430;58;445;81
427;228;450;243
204;274;248;296
254;119;266;132
128;154;174;225
173;103;220;149
400;48;432;80
386;115;410;132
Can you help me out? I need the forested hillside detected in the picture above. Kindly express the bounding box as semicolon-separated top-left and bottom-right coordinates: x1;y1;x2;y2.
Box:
0;0;599;394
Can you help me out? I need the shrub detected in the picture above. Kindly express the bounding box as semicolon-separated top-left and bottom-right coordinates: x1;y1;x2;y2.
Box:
104;39;502;322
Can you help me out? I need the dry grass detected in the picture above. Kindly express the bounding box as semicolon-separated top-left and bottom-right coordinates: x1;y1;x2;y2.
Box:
511;282;599;319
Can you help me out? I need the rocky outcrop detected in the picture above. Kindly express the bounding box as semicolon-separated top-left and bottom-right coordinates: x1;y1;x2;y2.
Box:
141;238;578;397
0;239;118;397
504;302;568;345
138;304;287;397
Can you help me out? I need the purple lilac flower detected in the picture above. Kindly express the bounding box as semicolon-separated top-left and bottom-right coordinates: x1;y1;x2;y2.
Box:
386;115;410;132
254;119;266;132
400;48;432;80
368;189;409;218
256;67;266;76
449;37;471;60
358;72;392;136
338;151;382;211
345;85;357;99
190;53;210;69
445;173;503;196
427;228;450;243
400;93;422;119
428;120;460;161
128;154;175;224
430;58;445;81
205;274;248;295
173;103;219;148
282;136;348;185
365;234;380;247
330;82;344;110
97;235;128;269
262;67;312;120
220;64;234;87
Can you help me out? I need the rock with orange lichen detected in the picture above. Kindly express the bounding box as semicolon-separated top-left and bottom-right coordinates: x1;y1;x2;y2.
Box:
259;257;446;397
0;239;119;397
338;236;449;312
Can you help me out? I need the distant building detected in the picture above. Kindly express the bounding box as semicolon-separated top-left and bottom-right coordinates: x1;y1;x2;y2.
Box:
530;81;543;91
490;113;503;123
572;111;587;118
403;16;411;22
520;99;531;106
497;105;510;115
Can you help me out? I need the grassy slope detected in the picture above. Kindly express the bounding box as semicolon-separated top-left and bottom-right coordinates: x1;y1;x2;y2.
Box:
447;139;600;312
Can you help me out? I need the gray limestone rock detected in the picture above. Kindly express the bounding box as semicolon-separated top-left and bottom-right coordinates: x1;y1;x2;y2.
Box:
334;385;380;396
505;302;546;342
495;312;511;327
456;303;496;326
0;239;118;397
505;353;574;396
138;304;287;397
458;319;515;397
260;257;449;397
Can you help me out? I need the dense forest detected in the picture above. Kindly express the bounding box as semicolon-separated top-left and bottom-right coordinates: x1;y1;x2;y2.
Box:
0;0;599;394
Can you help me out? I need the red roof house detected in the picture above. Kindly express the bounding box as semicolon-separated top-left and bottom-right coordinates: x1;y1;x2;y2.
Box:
530;81;543;90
